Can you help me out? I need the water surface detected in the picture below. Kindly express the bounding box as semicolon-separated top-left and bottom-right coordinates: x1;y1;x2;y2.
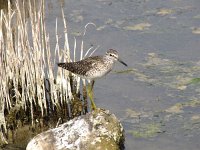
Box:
39;0;200;149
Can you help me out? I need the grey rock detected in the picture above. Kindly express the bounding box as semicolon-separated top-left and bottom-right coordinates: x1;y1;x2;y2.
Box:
26;108;124;150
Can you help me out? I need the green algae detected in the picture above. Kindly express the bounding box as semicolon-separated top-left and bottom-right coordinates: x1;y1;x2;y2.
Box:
165;99;200;114
114;69;134;74
130;123;162;138
188;78;200;85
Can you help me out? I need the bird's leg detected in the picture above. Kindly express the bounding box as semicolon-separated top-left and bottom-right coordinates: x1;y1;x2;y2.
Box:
91;80;95;90
87;80;96;110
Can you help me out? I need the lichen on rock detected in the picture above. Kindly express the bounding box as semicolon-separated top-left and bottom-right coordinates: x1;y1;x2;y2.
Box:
26;108;124;150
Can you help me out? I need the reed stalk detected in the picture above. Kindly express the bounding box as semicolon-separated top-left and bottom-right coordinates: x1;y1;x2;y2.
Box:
0;0;87;145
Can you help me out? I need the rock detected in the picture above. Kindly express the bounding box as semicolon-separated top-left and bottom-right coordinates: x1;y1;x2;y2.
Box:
26;108;124;150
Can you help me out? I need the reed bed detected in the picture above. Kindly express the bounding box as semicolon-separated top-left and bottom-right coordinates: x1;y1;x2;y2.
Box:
0;0;93;145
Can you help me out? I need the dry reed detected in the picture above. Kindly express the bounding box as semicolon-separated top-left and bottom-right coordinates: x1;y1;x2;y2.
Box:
0;0;91;145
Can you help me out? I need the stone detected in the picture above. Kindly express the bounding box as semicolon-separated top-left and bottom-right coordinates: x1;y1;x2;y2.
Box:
26;108;124;150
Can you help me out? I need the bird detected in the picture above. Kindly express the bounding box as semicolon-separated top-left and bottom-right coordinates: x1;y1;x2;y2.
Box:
57;49;127;110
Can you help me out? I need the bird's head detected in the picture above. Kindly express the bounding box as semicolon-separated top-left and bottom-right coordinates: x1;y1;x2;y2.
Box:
106;49;127;66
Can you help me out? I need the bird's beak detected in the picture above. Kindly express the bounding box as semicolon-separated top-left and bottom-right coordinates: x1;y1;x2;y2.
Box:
118;58;128;67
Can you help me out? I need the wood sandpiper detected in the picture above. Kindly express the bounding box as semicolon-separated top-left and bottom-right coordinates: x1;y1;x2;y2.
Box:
57;49;127;110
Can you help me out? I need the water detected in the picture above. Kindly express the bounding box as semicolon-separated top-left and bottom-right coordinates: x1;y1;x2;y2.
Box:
4;0;200;149
45;0;200;149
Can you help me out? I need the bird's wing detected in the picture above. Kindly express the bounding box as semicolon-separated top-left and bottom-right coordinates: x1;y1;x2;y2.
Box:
58;56;103;76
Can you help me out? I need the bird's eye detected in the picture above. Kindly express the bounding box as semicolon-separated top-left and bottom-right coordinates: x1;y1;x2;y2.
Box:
110;54;112;56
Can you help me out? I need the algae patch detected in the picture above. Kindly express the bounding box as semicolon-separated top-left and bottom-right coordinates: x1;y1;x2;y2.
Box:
188;78;200;85
191;27;200;34
114;69;134;74
165;100;200;114
165;103;184;114
123;23;151;31
156;8;174;16
125;108;143;118
130;123;162;138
